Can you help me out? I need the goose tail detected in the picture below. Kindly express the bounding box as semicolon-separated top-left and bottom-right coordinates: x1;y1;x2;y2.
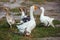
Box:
50;18;55;28
51;18;54;22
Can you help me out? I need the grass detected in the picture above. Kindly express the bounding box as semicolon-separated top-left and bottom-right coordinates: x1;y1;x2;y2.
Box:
10;8;21;16
32;26;60;38
0;17;60;40
10;8;19;12
53;20;60;25
0;0;9;2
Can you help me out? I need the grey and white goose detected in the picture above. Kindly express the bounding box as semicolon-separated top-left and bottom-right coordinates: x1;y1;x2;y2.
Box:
19;7;30;23
3;7;15;28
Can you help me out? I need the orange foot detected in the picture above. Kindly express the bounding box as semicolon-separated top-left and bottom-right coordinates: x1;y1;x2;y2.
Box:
25;34;33;38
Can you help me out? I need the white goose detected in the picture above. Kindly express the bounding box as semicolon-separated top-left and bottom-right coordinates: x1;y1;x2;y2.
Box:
40;7;55;28
3;7;15;28
16;5;39;37
19;7;30;23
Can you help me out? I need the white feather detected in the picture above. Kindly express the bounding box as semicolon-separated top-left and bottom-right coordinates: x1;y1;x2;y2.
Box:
16;6;36;35
40;7;55;27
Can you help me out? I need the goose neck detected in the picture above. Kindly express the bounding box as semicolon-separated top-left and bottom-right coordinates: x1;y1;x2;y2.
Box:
41;8;44;16
30;8;34;20
21;11;25;16
6;11;10;16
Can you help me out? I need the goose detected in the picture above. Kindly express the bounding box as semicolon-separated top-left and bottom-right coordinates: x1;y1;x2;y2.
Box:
16;5;39;37
40;7;55;28
19;7;30;23
3;7;15;28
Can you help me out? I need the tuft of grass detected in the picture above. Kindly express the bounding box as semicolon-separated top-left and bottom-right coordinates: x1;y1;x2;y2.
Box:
32;26;60;38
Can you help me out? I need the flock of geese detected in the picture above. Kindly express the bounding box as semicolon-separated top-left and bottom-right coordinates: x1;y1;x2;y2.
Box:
3;5;55;37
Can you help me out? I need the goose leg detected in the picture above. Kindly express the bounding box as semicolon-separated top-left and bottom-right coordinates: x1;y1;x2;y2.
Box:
48;24;50;27
47;22;50;27
10;25;14;31
44;23;47;26
25;34;32;38
24;32;32;38
10;25;13;30
10;25;12;28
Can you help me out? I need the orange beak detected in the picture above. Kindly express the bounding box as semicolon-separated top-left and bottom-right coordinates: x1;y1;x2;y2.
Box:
19;8;23;11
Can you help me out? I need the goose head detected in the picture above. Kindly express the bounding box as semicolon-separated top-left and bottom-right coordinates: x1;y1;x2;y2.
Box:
40;7;44;10
19;7;23;12
19;7;27;18
40;7;45;16
3;7;10;16
19;7;26;14
3;7;10;12
19;7;26;13
30;5;40;11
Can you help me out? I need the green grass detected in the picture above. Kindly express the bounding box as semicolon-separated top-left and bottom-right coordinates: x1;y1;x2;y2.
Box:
0;0;9;2
0;18;60;40
32;27;60;38
53;20;60;25
10;8;21;16
10;8;19;12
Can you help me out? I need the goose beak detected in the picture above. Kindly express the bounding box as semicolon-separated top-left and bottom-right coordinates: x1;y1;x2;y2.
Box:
34;5;40;10
19;8;23;11
3;7;7;10
3;7;9;12
19;8;21;11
